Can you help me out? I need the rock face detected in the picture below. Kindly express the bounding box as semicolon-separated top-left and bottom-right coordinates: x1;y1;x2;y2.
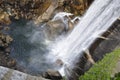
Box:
0;66;49;80
92;20;120;61
0;0;52;21
62;0;93;15
42;12;76;40
34;0;58;24
0;27;15;68
0;7;16;71
0;0;62;24
44;19;66;40
0;11;11;25
0;0;93;24
43;69;62;80
68;20;120;80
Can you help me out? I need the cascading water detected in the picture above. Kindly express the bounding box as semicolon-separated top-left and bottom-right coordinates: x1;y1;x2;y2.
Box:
8;0;120;79
9;14;71;75
48;0;120;76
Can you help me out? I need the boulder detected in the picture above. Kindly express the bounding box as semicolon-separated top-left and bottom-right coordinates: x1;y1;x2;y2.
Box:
5;35;13;44
44;19;66;40
55;59;63;66
34;0;58;24
43;69;62;80
43;12;76;40
0;12;11;25
68;20;74;31
7;59;16;67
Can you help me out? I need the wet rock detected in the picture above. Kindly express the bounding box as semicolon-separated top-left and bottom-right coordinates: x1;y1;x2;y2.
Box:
0;39;2;45
0;26;3;30
6;53;10;56
7;59;16;67
0;52;16;69
43;69;62;80
5;47;10;53
68;20;74;31
5;35;13;44
0;34;13;47
4;26;10;31
0;1;16;74
44;19;66;40
56;59;63;66
68;20;120;80
0;11;11;25
14;15;19;20
74;17;81;24
0;28;13;68
43;12;76;40
0;66;49;80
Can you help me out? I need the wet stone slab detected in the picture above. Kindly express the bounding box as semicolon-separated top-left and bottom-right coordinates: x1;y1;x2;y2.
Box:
0;66;49;80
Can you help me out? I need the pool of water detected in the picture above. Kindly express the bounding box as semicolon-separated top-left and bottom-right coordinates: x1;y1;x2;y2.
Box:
9;19;56;75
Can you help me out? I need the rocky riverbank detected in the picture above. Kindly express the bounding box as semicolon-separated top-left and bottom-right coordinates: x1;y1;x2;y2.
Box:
0;0;93;24
0;66;49;80
1;0;107;80
0;10;17;69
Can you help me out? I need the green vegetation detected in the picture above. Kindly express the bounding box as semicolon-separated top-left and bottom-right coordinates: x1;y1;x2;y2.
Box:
111;72;120;80
79;49;120;80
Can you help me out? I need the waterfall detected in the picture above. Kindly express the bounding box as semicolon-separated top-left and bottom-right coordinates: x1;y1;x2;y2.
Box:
48;0;120;76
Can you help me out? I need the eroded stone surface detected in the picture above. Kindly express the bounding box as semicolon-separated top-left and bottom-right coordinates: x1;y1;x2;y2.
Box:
0;66;49;80
0;66;9;80
0;0;93;24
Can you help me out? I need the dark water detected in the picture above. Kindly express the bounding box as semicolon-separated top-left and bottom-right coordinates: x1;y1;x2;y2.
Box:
9;19;55;75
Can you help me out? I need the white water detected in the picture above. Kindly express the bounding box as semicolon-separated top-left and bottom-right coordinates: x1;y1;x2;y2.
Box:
48;0;120;76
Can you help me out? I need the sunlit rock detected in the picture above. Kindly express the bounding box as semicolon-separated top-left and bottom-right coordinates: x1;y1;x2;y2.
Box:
0;12;11;25
34;0;57;24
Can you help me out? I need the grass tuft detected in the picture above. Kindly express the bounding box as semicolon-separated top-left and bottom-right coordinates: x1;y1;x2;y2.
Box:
79;49;120;80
